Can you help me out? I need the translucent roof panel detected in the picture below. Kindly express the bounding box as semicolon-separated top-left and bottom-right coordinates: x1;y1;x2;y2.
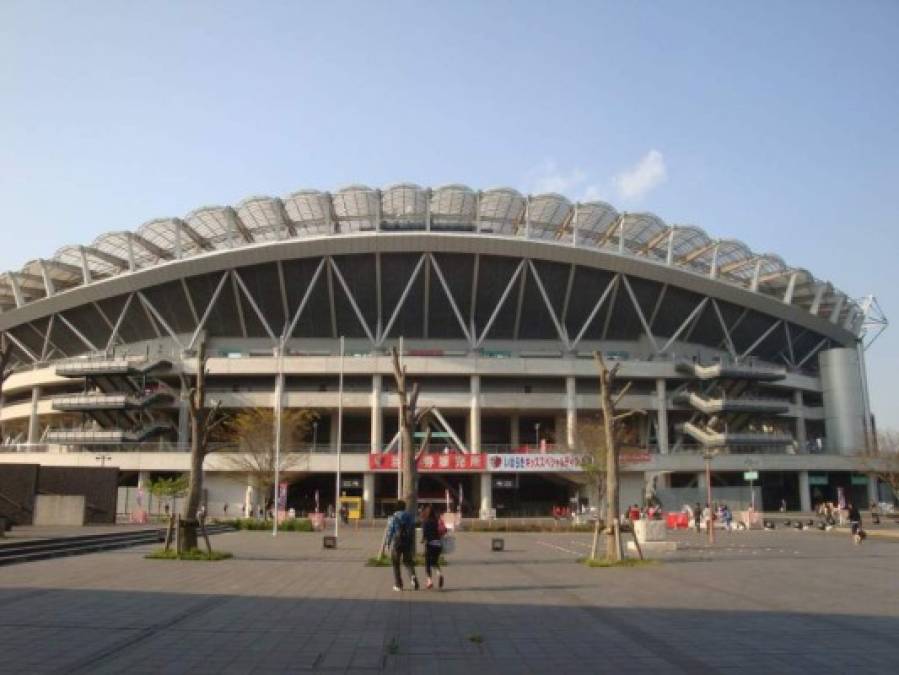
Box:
283;190;332;235
573;202;619;247
236;197;286;243
138;218;203;259
53;245;120;279
381;183;427;223
332;185;379;232
528;193;572;240
621;213;667;255
430;184;476;226
478;188;525;234
184;207;243;249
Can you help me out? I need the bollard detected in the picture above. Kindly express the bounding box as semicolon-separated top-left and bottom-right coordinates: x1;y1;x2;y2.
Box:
491;538;504;552
323;535;337;549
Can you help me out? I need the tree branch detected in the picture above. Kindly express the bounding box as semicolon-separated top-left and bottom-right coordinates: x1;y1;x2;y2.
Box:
612;409;646;424
612;381;633;409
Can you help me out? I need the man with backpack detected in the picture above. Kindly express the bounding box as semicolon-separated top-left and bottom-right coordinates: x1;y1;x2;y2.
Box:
386;500;419;591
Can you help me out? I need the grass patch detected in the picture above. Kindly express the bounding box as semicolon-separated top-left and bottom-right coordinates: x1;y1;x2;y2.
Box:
145;548;233;561
217;518;313;532
577;557;658;568
365;553;448;567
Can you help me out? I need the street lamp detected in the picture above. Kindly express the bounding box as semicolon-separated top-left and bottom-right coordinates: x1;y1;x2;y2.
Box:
534;422;541;449
95;454;112;467
312;421;318;453
703;448;717;544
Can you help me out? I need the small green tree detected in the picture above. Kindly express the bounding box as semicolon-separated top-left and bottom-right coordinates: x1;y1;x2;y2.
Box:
148;475;189;515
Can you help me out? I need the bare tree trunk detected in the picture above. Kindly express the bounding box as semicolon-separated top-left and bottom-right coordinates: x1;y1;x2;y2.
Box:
0;344;12;444
392;347;418;519
596;352;623;561
181;342;217;552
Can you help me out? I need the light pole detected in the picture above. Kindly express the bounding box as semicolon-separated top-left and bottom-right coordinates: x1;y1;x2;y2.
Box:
95;454;111;467
703;448;716;544
534;422;541;449
334;336;345;540
312;421;318;453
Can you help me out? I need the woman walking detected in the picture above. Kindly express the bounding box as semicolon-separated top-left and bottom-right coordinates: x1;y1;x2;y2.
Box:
422;505;446;590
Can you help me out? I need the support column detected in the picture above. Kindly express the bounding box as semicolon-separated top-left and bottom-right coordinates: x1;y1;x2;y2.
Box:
793;390;806;451
798;470;811;513
331;412;340;452
371;374;382;453
479;473;492;518
470;375;481;453
363;472;376;520
656;379;669;454
510;413;520;450
27;386;41;444
178;375;190;446
867;475;880;507
137;470;151;490
566;376;577;450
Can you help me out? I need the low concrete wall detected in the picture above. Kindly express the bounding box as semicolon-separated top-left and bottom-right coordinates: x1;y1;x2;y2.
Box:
33;495;85;526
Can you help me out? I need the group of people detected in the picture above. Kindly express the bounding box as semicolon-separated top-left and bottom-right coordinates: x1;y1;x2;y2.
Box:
688;502;734;531
625;503;662;522
385;501;448;592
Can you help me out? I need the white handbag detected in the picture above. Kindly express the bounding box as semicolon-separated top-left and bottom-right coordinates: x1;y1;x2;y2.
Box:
441;534;456;555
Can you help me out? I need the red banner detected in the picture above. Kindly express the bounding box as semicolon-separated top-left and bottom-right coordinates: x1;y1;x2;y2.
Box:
368;453;486;472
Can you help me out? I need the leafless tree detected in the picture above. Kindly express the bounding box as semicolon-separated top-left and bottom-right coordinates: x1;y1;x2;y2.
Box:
0;337;16;444
391;347;433;519
178;342;227;550
594;351;645;561
863;430;899;504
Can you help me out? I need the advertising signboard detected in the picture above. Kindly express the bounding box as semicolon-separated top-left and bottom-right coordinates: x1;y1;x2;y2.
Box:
368;453;486;472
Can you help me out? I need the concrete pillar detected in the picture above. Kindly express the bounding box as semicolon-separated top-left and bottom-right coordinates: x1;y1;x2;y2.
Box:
510;413;520;450
470;375;481;453
331;412;339;452
27;386;41;444
566;376;577;450
867;475;880;506
696;471;706;490
798;470;812;512
178;378;190;446
371;374;382;453
479;473;492;518
244;482;257;517
363;472;376;519
137;470;151;490
656;379;669;454
794;390;806;450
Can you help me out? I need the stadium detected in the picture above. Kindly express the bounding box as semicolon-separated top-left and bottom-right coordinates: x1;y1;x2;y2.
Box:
0;183;889;522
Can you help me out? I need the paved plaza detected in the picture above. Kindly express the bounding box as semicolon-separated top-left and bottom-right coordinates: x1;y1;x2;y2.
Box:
0;525;897;674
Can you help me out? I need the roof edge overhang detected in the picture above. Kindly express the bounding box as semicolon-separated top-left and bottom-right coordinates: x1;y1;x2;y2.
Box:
0;233;857;345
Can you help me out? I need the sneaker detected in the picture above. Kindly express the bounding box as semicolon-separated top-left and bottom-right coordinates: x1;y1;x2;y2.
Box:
393;585;402;592
438;575;444;589
411;577;420;591
426;579;433;589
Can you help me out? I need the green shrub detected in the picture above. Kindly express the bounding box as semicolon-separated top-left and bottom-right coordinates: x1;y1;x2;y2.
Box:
145;548;233;561
218;518;313;532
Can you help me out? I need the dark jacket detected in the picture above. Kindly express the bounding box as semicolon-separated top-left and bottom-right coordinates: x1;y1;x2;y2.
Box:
848;506;861;523
422;519;441;544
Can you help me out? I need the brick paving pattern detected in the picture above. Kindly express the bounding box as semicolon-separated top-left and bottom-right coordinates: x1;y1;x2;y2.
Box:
0;526;897;673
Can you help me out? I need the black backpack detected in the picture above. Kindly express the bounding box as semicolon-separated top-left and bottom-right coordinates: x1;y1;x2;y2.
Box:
393;514;412;550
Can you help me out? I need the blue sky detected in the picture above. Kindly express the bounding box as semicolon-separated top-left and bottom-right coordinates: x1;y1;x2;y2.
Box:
2;1;898;425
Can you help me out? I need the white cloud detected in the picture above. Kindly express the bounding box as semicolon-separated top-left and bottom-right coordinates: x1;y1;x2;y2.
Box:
582;184;605;202
613;149;667;200
527;160;586;195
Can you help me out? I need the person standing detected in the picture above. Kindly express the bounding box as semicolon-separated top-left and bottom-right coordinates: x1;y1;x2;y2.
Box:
421;506;446;590
386;500;419;592
693;502;702;533
847;502;863;545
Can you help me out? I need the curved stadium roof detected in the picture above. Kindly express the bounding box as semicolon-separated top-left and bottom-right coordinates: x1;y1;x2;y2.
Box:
0;183;861;333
